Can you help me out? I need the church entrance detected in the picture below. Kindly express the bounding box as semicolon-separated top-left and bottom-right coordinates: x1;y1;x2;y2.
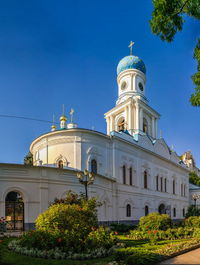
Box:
158;203;165;214
5;191;24;231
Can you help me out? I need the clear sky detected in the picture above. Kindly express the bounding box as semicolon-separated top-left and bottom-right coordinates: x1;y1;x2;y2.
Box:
0;0;199;167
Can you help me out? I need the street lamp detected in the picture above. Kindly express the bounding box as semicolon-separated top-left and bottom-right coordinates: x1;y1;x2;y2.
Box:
192;194;200;207
77;169;95;200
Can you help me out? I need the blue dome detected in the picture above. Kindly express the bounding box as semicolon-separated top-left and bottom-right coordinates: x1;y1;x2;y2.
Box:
117;55;146;75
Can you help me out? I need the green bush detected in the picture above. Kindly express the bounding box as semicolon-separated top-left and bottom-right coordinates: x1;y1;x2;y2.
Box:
36;198;98;236
185;206;200;217
138;212;172;231
110;223;136;233
14;192;115;257
85;226;116;249
183;216;200;228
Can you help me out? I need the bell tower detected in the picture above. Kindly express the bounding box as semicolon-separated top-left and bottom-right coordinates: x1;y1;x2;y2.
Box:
105;42;160;139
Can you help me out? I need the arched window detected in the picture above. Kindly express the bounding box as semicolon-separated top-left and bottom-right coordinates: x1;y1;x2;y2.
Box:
144;170;148;189
160;177;163;192
173;179;176;194
164;178;167;192
126;204;131;217
145;205;149;216
158;204;165;214
58;160;64;169
173;208;176;217
143;118;148;134
122;165;126;184
183;208;185;217
118;117;125;132
156;175;159;191
5;191;24;231
91;159;97;174
129;167;132;185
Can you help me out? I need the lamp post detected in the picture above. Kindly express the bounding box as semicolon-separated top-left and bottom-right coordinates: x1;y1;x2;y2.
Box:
77;169;95;200
192;194;200;207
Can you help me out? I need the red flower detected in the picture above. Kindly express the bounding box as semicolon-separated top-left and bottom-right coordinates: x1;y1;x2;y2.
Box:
114;231;118;235
153;230;158;234
57;238;62;243
148;231;151;234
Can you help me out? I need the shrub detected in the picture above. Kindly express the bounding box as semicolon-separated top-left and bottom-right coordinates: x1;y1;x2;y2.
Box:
85;227;116;249
185;205;200;217
110;223;136;233
183;216;200;228
138;212;172;231
36;198;98;237
0;217;6;233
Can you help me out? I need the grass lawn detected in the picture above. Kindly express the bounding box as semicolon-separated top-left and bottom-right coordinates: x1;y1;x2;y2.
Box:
1;236;200;265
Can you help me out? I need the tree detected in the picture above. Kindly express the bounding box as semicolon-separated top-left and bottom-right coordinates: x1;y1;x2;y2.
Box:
189;171;200;186
150;0;200;106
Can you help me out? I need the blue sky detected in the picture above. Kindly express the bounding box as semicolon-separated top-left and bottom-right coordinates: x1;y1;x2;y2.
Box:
0;0;199;167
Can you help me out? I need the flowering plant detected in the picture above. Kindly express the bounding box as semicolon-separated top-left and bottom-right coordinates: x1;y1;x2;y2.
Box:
0;217;7;233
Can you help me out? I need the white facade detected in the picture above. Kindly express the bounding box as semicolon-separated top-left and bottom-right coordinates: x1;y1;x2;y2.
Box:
0;51;190;230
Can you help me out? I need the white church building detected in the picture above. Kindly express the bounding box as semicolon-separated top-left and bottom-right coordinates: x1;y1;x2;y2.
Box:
0;47;190;231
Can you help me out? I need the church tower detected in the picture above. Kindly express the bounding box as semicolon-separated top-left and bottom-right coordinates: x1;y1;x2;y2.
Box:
105;42;160;139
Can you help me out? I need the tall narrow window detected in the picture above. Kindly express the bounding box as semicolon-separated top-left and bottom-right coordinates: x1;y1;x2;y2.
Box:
126;204;131;217
164;178;167;192
122;165;126;184
58;160;64;169
173;208;176;217
181;183;183;196
144;171;148;189
145;205;149;216
183;208;185;217
156;175;159;191
184;184;186;197
161;177;163;192
129;167;132;185
91;159;97;173
173;179;175;194
143;118;148;134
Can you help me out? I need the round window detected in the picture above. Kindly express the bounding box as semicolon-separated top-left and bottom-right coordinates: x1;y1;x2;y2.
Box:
121;81;127;90
138;82;144;91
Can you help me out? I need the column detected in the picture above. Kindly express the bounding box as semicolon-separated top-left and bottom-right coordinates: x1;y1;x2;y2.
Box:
125;106;128;129
139;107;143;132
155;118;158;138
152;117;155;138
110;115;114;131
135;104;139;132
128;103;132;130
107;116;110;135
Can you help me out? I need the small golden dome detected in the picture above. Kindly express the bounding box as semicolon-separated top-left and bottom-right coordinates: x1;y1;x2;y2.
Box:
51;124;56;129
60;115;67;121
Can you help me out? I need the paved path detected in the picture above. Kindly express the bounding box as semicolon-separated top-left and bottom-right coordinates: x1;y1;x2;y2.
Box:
159;247;200;264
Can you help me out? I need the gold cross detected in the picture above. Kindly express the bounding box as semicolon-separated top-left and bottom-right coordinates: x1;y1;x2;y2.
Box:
128;41;134;55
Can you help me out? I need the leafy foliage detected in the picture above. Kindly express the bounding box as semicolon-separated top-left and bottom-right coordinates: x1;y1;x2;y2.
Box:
185;205;200;217
150;0;200;106
189;171;200;186
110;223;136;233
36;191;98;235
138;212;172;231
13;191;115;258
190;39;200;106
183;216;200;227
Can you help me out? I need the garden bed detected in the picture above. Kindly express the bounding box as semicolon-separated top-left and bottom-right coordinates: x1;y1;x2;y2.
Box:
2;236;200;265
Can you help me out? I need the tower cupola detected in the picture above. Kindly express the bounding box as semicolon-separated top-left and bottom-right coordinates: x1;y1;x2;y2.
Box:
116;42;147;105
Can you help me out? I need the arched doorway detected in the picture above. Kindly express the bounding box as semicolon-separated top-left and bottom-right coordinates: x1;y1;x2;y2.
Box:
158;203;165;214
5;191;24;231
